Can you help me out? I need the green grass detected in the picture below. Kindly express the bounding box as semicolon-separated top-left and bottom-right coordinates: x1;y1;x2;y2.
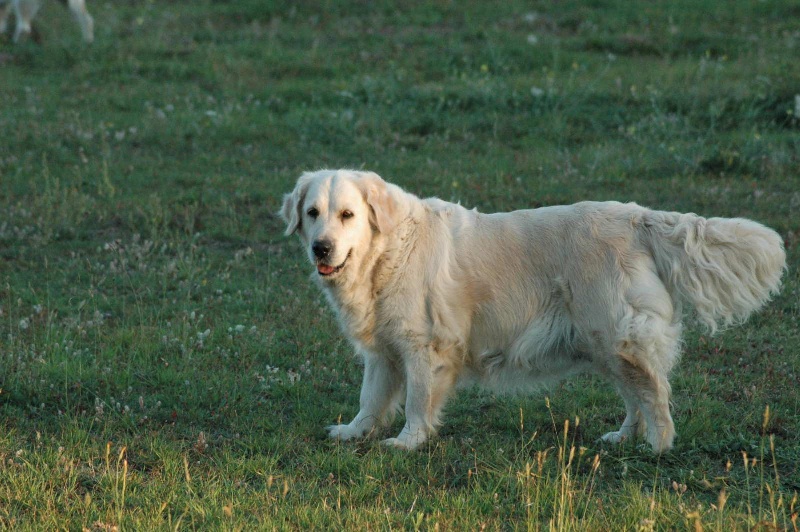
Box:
1;0;798;529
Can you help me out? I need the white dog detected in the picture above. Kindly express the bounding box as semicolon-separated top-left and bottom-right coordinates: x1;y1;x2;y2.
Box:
0;0;93;43
281;169;785;452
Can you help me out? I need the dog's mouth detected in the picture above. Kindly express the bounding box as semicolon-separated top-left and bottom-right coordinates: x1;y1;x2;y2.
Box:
317;250;351;277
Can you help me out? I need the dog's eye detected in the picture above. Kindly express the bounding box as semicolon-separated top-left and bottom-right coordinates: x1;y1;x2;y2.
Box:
341;210;354;220
307;207;319;219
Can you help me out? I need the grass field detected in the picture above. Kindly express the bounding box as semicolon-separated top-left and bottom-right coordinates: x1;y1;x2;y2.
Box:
1;0;798;529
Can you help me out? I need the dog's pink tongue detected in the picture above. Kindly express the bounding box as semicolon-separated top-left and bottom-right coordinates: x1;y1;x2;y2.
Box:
317;264;335;275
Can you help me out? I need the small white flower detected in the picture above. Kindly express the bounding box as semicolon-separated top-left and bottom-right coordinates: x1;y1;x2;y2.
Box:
19;318;29;330
531;87;545;97
526;34;538;45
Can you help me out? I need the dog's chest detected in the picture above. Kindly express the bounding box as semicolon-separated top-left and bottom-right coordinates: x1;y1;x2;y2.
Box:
329;283;422;356
324;283;380;351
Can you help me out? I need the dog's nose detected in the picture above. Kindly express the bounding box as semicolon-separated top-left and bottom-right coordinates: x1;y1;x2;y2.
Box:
312;239;333;259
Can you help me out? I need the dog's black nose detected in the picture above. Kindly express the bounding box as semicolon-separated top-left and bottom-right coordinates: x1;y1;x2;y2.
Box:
312;239;333;259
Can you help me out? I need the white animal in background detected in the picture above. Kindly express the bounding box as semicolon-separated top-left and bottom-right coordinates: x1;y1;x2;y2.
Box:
281;169;785;453
0;0;93;43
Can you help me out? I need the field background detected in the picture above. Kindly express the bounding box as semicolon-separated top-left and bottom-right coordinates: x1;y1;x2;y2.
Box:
1;0;798;529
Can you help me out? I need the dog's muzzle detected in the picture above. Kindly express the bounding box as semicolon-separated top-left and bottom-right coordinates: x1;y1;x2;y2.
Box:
315;248;351;277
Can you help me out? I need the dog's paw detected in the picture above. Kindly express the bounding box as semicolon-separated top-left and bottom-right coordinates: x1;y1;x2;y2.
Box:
326;423;365;441
381;427;427;450
381;437;414;450
599;430;629;444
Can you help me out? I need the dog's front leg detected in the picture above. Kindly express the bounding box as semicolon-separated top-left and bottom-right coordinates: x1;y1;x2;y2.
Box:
326;352;402;441
383;346;440;450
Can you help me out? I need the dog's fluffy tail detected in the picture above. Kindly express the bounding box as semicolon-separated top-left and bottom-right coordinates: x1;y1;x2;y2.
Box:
641;210;786;332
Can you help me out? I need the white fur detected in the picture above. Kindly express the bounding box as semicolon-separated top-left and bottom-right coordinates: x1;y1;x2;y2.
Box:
281;169;786;453
0;0;93;43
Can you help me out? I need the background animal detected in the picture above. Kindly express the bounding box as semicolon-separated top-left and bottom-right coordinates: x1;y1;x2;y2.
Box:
0;0;93;42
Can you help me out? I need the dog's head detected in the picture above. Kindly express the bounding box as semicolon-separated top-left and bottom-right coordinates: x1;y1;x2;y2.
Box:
280;169;404;282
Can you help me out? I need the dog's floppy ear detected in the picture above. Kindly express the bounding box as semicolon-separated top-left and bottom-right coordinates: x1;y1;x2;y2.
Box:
357;172;403;234
279;172;314;236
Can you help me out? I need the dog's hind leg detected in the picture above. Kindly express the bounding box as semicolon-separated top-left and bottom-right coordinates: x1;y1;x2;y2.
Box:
327;352;403;442
383;345;459;450
66;0;92;42
606;308;681;453
600;386;643;444
615;360;674;453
